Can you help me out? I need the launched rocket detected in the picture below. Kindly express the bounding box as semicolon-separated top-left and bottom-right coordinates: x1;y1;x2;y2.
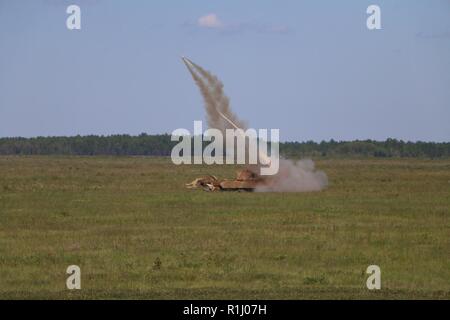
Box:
181;56;194;68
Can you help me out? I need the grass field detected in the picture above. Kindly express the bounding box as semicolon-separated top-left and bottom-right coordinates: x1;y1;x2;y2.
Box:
0;156;449;299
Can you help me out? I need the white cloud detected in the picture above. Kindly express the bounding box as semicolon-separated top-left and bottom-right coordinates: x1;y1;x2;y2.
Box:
187;14;292;35
197;13;223;29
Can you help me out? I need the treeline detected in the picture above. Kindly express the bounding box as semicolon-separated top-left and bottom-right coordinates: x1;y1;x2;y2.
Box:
0;134;449;158
281;139;450;158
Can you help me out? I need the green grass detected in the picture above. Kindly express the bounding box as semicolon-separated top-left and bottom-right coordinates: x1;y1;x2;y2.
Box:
0;156;449;299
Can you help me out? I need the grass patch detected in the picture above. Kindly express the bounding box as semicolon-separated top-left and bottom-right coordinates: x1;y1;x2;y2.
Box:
0;156;449;299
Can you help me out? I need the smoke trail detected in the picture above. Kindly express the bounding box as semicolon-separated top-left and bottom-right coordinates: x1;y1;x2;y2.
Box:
183;59;246;132
183;58;328;192
182;60;219;127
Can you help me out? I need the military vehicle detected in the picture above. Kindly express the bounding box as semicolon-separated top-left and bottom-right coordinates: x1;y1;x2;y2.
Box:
186;169;265;192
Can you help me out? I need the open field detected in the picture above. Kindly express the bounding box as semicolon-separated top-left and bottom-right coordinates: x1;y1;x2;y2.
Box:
0;156;449;299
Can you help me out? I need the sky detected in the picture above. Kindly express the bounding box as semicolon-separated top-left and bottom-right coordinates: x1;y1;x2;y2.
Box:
0;0;449;142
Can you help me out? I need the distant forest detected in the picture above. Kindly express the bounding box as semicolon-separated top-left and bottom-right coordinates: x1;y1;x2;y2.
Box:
0;134;449;158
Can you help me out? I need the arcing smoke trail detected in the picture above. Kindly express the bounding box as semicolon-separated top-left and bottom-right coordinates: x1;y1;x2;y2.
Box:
182;57;328;192
182;57;246;132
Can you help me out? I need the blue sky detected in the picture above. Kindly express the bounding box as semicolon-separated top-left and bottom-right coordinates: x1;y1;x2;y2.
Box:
0;0;449;142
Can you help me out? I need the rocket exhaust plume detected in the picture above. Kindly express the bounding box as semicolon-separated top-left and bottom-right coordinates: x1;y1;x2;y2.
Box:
182;57;246;132
182;57;328;192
